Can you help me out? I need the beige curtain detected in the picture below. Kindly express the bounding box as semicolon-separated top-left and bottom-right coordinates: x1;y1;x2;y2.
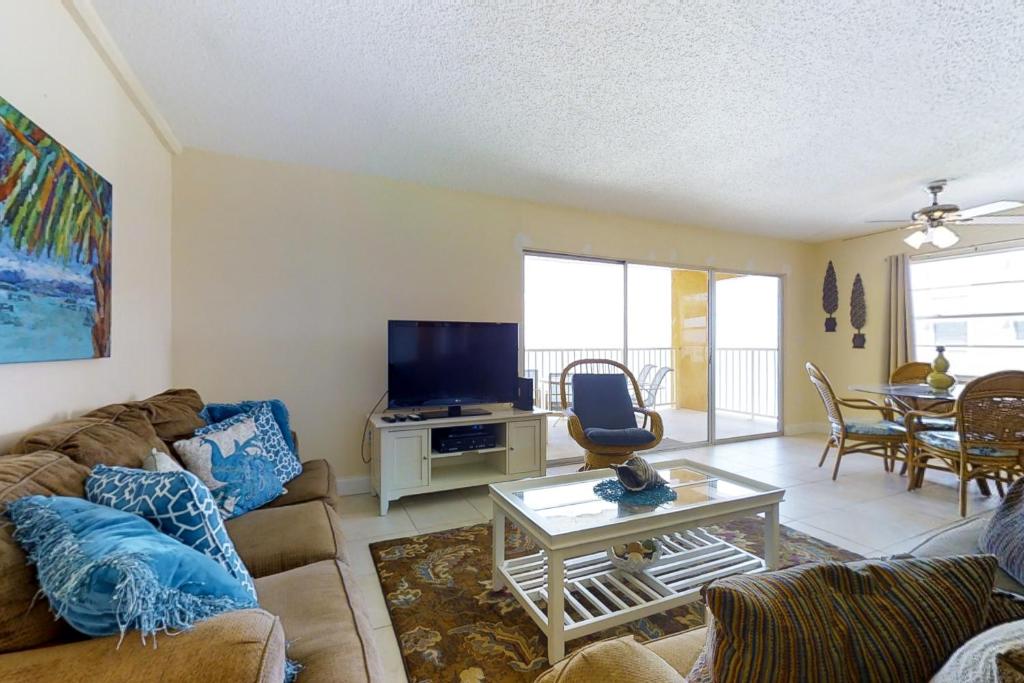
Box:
886;253;915;378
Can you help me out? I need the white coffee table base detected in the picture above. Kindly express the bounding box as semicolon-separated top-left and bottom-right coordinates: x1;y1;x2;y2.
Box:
494;520;770;663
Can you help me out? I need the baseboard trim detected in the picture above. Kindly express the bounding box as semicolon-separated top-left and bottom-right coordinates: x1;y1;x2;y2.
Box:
784;421;827;435
336;475;371;497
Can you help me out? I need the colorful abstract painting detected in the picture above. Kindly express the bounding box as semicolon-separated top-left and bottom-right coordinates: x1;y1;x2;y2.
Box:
0;96;112;364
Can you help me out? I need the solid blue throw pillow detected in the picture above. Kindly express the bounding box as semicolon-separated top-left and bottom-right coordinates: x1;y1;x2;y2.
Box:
85;465;257;602
6;495;256;641
202;399;297;454
174;416;284;519
196;402;301;486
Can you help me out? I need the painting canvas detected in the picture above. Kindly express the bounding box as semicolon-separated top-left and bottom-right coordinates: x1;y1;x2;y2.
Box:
0;96;112;364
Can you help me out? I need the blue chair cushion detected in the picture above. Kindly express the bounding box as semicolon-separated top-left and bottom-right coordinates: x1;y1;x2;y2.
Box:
584;427;656;446
571;374;637;430
85;465;256;602
5;495;256;640
917;430;1017;457
846;420;906;437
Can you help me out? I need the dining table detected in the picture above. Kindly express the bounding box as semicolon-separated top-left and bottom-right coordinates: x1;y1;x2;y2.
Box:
849;383;963;401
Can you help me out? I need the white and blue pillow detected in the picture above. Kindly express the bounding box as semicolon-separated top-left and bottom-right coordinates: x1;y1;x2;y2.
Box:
174;416;284;519
85;465;256;601
196;401;301;485
202;399;297;454
6;495;256;640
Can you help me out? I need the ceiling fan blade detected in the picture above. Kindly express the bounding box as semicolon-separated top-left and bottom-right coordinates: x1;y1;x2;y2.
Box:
865;219;915;223
956;200;1024;220
953;215;1024;225
843;225;916;241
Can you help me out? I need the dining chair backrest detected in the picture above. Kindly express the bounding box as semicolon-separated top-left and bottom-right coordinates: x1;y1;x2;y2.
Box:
890;362;953;413
806;362;843;435
957;371;1024;451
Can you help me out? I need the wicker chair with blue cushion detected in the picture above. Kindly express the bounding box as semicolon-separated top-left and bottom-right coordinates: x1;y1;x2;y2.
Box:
889;362;956;431
559;359;663;470
806;362;907;479
906;371;1024;517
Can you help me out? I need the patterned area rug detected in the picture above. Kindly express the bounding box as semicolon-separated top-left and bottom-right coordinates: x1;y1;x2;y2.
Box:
370;518;862;682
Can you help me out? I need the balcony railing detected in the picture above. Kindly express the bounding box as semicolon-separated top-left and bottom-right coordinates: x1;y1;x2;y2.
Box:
714;347;779;419
525;347;779;419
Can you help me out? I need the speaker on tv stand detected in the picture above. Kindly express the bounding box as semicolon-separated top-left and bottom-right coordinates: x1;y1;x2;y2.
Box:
514;377;534;411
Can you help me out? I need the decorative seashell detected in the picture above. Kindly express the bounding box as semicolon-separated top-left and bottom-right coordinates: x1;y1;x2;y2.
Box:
609;456;666;491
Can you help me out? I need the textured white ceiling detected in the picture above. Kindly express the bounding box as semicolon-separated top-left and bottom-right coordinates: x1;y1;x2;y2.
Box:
92;0;1024;240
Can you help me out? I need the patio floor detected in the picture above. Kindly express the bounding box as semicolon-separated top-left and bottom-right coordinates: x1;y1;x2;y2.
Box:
546;407;779;462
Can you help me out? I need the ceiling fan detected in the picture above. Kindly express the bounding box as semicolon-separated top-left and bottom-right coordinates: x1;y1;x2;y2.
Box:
863;180;1024;249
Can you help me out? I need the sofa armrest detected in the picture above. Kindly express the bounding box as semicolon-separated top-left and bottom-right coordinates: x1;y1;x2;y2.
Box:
0;609;285;683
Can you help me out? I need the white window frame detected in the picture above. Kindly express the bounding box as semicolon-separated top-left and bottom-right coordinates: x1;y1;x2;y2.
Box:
909;241;1024;379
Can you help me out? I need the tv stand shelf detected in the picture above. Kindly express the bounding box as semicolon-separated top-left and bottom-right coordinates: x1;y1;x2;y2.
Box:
369;408;548;516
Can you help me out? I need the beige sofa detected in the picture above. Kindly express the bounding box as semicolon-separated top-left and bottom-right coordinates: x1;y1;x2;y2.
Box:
0;389;380;682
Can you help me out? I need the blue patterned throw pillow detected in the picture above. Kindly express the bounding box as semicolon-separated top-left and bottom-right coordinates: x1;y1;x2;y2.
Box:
197;401;301;485
174;416;284;518
85;465;256;601
6;495;256;640
202;399;297;454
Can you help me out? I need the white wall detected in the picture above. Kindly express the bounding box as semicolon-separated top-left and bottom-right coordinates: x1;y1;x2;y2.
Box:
172;148;819;483
0;1;173;448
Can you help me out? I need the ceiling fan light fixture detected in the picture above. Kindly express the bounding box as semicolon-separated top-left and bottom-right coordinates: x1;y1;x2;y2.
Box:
904;229;928;249
930;224;960;249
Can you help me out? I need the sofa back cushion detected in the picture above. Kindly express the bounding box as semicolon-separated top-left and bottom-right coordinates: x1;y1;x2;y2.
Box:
14;404;166;469
0;452;90;652
134;388;206;443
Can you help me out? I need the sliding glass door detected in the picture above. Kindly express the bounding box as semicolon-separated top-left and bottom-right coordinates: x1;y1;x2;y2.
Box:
524;252;781;463
712;273;782;440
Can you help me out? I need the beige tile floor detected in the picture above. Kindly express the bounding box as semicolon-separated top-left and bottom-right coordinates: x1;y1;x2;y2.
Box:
339;434;1001;681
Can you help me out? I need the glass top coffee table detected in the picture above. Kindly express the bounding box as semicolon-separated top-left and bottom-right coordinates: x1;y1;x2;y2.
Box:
489;459;784;663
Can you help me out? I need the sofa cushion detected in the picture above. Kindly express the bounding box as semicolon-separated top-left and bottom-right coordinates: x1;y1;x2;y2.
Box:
14;404;167;468
202;399;297;457
135;388;206;443
932;619;1024;682
255;559;381;683
0;608;286;683
642;626;709;676
226;500;345;578
261;459;338;511
537;635;686;682
912;512;1024;595
695;556;998;683
0;452;89;653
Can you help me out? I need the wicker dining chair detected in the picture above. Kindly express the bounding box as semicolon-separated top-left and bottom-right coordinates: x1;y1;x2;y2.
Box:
559;358;664;470
806;362;908;479
888;362;956;431
905;370;1024;517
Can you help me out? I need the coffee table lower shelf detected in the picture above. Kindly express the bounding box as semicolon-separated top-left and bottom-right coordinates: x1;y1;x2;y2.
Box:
496;528;765;662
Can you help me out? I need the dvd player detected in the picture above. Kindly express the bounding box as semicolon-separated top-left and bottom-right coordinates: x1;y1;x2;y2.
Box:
432;424;498;453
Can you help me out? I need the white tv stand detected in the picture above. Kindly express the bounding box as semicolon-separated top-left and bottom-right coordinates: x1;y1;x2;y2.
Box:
369;408;548;516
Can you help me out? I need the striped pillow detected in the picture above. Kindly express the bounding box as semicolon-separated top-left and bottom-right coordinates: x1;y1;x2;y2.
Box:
693;556;998;683
980;477;1024;585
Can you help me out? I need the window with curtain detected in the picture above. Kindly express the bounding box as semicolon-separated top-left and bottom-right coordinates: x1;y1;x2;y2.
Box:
910;247;1024;377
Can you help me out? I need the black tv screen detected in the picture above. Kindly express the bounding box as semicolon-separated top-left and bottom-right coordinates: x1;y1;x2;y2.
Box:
388;321;518;409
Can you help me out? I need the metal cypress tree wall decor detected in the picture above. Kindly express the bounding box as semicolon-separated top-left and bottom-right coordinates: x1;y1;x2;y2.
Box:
822;260;838;332
850;273;866;348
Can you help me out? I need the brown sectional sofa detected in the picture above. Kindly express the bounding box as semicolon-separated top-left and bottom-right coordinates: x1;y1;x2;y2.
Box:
0;389;380;682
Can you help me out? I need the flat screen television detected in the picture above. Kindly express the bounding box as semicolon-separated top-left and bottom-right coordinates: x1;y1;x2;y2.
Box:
387;320;518;414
